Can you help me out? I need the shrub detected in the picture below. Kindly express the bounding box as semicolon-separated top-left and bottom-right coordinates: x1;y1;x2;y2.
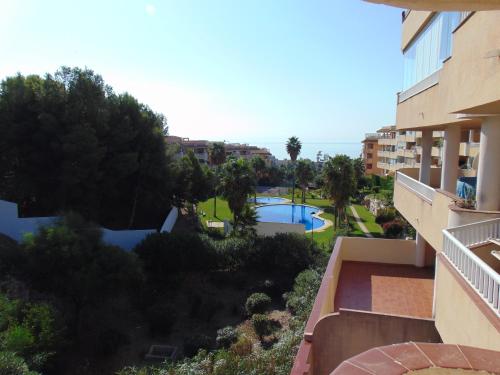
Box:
134;232;216;283
383;220;404;239
2;325;35;353
216;326;238;349
245;293;271;315
0;351;38;375
146;302;176;336
285;269;323;319
251;314;271;337
183;334;212;357
230;335;253;356
375;208;396;224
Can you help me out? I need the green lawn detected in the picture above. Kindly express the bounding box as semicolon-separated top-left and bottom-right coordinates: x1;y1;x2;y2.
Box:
349;204;383;237
198;197;232;226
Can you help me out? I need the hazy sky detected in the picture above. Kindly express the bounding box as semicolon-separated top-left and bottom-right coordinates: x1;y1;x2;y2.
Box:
1;0;404;159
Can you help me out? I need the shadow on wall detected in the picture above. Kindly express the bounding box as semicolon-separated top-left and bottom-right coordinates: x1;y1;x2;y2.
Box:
0;199;178;251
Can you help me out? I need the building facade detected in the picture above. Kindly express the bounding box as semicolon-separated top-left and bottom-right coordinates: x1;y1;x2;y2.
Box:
292;6;500;375
164;136;276;166
361;133;382;176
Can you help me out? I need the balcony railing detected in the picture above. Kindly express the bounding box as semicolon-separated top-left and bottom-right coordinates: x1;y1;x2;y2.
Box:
396;171;436;203
443;218;500;316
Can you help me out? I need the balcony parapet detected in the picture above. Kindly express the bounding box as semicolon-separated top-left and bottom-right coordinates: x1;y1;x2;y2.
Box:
443;218;500;317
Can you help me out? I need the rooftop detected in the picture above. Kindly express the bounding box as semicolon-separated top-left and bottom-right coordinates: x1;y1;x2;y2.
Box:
334;261;434;319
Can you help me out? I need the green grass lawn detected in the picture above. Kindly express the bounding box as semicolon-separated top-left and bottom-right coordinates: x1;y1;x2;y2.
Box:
198;197;232;226
349;204;383;237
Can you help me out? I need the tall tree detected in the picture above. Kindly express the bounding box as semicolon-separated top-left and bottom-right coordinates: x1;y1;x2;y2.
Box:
208;142;226;217
0;67;174;229
286;136;302;203
219;158;256;231
352;157;365;190
296;159;314;203
322;155;355;229
251;156;267;202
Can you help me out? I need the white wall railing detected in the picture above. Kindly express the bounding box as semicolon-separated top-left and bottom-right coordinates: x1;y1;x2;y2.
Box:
443;218;500;316
396;171;436;203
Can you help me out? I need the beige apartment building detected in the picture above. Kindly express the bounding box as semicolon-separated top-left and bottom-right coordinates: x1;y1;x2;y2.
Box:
164;136;276;166
292;5;500;375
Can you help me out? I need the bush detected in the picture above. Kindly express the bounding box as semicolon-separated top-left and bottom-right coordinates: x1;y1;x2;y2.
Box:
216;326;238;349
383;220;404;239
146;302;176;336
251;314;271;337
375;208;396;224
0;351;38;375
134;232;216;283
245;293;271;315
183;334;212;357
285;269;323;319
230;335;253;356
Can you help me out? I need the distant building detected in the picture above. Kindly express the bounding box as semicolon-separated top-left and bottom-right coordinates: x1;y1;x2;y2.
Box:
165;136;277;166
361;133;381;176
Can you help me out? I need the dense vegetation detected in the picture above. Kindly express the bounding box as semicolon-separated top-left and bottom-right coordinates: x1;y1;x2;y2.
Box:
0;67;176;229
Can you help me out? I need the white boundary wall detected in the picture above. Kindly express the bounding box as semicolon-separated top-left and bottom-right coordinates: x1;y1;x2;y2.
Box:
255;221;305;236
0;199;178;251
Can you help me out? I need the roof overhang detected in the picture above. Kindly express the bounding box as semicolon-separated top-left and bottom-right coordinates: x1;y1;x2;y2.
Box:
363;0;500;10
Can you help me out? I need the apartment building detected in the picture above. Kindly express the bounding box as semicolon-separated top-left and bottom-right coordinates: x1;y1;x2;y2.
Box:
292;5;500;374
361;133;382;176
164;136;276;166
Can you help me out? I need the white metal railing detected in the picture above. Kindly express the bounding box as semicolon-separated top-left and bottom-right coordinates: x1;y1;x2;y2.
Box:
396;171;436;202
443;218;500;316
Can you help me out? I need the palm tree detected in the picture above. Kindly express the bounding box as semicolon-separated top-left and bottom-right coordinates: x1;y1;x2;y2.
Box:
251;156;267;202
322;155;355;229
296;159;314;203
219;158;256;232
286;136;302;203
209;142;226;217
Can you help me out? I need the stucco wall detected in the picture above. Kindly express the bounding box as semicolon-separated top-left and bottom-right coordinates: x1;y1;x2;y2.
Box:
394;182;454;251
401;11;433;51
311;309;441;375
434;255;500;351
397;12;500;130
254;221;305;236
341;237;417;265
0;199;178;251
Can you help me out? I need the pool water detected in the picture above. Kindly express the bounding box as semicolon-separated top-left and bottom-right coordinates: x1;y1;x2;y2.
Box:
249;196;288;204
255;204;325;231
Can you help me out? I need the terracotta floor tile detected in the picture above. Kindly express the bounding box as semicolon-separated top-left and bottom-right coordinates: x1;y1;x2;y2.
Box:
350;348;408;375
415;343;472;369
379;343;433;370
459;345;500;373
334;261;434;318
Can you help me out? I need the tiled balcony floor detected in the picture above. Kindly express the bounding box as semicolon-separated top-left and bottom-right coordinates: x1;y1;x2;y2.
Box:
334;261;434;319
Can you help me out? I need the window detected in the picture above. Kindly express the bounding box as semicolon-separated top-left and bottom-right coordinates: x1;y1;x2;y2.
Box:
367;153;373;159
367;164;373;170
402;12;461;91
367;143;374;149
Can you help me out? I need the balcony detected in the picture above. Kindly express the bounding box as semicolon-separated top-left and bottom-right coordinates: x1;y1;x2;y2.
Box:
394;169;455;251
435;219;500;350
443;219;500;316
292;237;440;375
378;138;397;146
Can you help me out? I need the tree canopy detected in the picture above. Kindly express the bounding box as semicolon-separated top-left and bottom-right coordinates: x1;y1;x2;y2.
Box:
0;67;174;229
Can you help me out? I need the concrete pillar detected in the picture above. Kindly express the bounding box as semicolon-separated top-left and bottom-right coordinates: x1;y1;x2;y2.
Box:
419;130;432;185
440;126;461;193
476;116;500;211
415;233;426;267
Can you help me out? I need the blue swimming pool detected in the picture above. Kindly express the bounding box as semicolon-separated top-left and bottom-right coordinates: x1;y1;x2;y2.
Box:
249;196;288;204
255;204;325;231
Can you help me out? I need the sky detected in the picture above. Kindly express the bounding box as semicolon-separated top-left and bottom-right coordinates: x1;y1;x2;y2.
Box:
1;0;404;160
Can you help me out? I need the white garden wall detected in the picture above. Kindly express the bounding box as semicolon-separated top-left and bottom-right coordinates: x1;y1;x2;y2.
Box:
0;199;178;251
